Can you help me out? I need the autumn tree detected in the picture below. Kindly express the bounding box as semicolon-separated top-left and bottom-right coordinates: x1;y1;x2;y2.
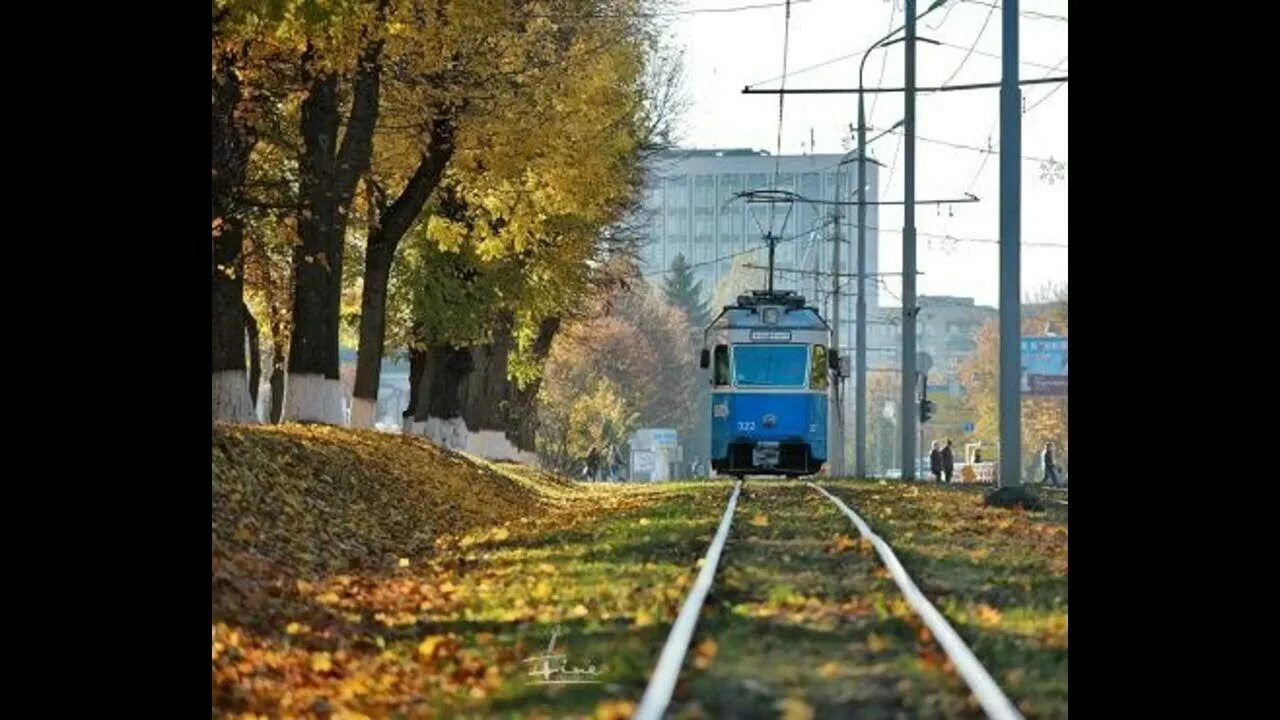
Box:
212;11;261;422
864;370;901;475
243;215;295;422
957;282;1069;479
390;6;673;453
210;0;387;422
710;251;767;311
348;0;586;427
537;282;696;471
214;0;684;445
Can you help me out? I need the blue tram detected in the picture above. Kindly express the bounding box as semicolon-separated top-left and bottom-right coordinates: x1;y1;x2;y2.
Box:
699;289;836;478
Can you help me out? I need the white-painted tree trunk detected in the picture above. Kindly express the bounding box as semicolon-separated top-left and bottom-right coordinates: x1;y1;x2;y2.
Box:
282;373;345;425
212;370;259;423
407;415;537;464
467;428;539;465
349;397;377;428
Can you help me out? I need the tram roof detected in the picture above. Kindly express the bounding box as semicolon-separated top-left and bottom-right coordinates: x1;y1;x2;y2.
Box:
707;290;830;331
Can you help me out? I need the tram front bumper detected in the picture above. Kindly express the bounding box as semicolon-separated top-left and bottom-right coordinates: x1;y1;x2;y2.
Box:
752;441;781;469
714;439;821;475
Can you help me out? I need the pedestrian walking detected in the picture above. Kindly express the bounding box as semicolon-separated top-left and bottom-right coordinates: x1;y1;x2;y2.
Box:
1041;442;1061;486
940;439;955;483
929;442;942;483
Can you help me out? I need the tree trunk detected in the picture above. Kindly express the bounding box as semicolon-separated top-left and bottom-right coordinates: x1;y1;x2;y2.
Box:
285;70;344;423
403;345;426;432
243;302;261;413
352;113;458;427
404;314;561;460
269;354;286;424
352;241;393;428
212;49;257;423
285;28;384;424
507;317;561;453
411;343;474;450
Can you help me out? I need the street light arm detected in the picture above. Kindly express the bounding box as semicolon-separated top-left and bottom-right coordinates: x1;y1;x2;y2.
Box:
859;1;950;85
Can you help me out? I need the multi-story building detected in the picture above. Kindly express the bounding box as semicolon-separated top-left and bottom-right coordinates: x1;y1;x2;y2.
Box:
876;295;997;385
636;148;881;347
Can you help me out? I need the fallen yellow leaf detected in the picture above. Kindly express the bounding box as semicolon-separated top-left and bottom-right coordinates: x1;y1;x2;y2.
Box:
694;638;718;669
776;696;814;720
532;580;553;600
398;557;410;568
975;603;1003;627
594;699;637;720
418;635;446;659
867;632;889;653
750;514;769;527
310;652;333;672
828;534;856;554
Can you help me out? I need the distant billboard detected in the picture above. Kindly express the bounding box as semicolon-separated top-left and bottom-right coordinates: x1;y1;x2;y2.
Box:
1020;337;1067;396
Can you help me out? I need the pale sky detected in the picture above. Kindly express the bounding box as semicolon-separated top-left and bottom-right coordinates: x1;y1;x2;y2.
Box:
664;0;1068;308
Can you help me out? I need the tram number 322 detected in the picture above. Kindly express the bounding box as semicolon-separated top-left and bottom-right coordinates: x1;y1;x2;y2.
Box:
737;421;756;431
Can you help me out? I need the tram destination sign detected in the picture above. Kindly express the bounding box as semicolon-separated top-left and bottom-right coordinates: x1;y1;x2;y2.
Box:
749;330;792;341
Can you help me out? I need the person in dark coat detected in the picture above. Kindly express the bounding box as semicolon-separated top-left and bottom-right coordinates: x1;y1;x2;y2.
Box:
1041;442;1060;486
940;439;955;483
586;447;601;482
929;442;942;482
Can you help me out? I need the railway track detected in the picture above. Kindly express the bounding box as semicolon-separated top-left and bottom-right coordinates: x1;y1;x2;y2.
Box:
634;480;1025;720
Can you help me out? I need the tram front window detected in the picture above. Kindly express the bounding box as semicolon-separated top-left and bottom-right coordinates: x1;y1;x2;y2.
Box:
713;345;730;386
733;345;808;387
810;344;829;389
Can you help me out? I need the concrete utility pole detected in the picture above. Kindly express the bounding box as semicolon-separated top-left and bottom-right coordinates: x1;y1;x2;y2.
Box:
830;172;845;477
855;85;868;479
997;0;1025;496
900;0;919;480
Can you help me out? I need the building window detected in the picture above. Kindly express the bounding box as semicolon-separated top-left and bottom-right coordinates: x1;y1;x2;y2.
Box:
719;206;743;240
694;211;714;242
666;176;689;208
668;232;688;261
801;172;820;200
694;175;716;210
667;207;689;239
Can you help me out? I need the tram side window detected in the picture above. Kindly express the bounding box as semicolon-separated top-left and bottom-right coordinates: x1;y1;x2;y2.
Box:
810;345;829;389
713;345;730;386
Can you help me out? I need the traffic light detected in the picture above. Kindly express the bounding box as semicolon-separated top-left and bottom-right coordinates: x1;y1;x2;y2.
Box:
919;399;936;424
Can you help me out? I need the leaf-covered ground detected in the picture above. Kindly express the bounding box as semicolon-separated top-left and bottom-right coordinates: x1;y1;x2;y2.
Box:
821;480;1068;719
213;428;1066;719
